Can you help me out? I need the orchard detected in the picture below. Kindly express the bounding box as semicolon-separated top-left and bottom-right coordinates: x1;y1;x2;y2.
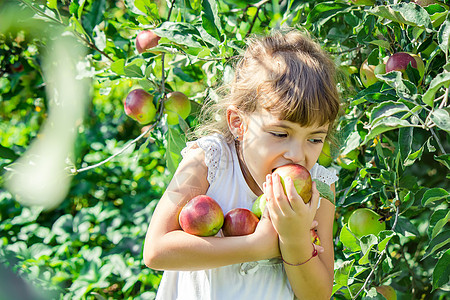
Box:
0;0;449;299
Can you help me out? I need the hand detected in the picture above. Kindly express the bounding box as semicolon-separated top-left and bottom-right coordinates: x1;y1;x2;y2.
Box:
264;173;320;246
251;203;281;260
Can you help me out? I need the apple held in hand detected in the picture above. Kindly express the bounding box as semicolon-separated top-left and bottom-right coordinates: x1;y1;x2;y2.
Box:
348;208;386;238
136;30;160;53
273;164;312;203
124;89;157;124
164;91;192;125
222;208;259;237
179;195;224;237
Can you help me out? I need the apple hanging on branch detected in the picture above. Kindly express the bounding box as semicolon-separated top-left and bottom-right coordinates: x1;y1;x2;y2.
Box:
124;89;157;124
136;30;161;53
348;208;386;238
164;91;192;125
178;195;224;237
385;52;424;83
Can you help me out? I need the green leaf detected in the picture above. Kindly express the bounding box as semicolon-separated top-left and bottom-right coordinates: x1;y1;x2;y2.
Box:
313;179;334;204
421;188;450;206
334;258;355;287
404;141;425;166
368;3;433;30
429;209;450;239
376;71;417;100
369;101;409;125
378;230;395;252
47;0;57;10
201;0;221;41
395;216;420;236
438;18;450;54
339;225;361;252
422;72;450;107
430;109;450;133
422;229;450;260
363;117;411;145
166;127;186;175
0;144;19;160
342;189;377;207
435;154;450;169
399;127;413;163
358;235;378;265
153;22;203;48
110;59;125;75
433;248;450;290
307;2;350;27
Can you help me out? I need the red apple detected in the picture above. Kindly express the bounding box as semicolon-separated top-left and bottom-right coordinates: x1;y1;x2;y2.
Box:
164;91;192;125
414;0;437;7
273;164;312;204
124;89;157;124
348;208;386;238
222;208;259;237
385;52;417;75
136;30;160;53
179;195;224;237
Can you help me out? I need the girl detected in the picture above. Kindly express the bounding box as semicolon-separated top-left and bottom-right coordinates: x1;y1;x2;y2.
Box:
144;30;340;300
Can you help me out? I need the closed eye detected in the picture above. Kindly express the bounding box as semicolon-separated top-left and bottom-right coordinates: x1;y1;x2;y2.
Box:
270;132;288;138
309;138;324;144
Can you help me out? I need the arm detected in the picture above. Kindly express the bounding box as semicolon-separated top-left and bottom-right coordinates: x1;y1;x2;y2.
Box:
265;173;335;300
143;146;279;271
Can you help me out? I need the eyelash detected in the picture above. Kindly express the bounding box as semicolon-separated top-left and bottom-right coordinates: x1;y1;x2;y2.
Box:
270;132;324;144
309;139;324;144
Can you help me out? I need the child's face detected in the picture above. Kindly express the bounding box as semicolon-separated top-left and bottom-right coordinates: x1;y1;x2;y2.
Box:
239;109;328;194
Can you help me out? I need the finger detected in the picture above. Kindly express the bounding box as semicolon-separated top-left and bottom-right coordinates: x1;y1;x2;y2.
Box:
283;176;304;212
309;181;320;213
272;173;291;214
314;244;325;254
310;219;319;229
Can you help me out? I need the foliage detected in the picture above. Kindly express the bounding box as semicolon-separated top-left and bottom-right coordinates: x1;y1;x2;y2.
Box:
0;0;449;299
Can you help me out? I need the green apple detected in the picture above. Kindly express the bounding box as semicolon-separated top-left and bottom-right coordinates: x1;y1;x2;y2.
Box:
348;208;386;238
124;89;157;124
251;194;266;218
318;141;332;167
164;91;192;125
136;30;160;53
179;195;224;237
273;164;312;204
376;285;397;300
360;59;378;87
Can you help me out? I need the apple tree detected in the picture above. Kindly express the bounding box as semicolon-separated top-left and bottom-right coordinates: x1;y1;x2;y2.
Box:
0;0;449;299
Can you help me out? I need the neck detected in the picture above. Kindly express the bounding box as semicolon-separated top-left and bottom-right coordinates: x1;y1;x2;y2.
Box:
235;141;263;196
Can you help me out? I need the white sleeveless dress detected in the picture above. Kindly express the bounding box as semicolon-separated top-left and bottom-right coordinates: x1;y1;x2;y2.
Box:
155;134;338;300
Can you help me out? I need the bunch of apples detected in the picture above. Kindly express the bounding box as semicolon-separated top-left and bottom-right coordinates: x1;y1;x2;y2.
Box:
359;52;425;88
179;164;320;245
123;30;191;125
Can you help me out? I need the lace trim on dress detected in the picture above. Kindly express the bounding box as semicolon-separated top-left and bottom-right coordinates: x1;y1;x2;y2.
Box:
181;137;222;184
311;164;339;186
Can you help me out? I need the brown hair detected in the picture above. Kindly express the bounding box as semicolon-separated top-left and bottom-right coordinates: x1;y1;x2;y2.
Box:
192;30;340;143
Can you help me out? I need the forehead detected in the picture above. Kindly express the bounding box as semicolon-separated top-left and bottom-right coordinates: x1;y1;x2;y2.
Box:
248;109;329;133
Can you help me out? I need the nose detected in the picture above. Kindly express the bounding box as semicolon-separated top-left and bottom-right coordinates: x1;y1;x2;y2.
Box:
284;142;306;165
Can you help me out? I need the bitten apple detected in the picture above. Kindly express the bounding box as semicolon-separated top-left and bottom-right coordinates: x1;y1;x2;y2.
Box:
136;30;160;53
179;195;224;237
124;89;157;124
222;208;259;237
348;208;386;238
311;229;321;246
273;164;312;203
164;91;191;125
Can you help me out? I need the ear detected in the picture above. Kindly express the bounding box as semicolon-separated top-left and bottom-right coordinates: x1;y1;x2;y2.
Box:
226;105;244;140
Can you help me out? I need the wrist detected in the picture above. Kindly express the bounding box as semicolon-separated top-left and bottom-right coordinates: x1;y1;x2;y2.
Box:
279;237;313;263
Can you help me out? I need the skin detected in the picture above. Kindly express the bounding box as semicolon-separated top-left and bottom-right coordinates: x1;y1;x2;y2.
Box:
143;106;335;299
